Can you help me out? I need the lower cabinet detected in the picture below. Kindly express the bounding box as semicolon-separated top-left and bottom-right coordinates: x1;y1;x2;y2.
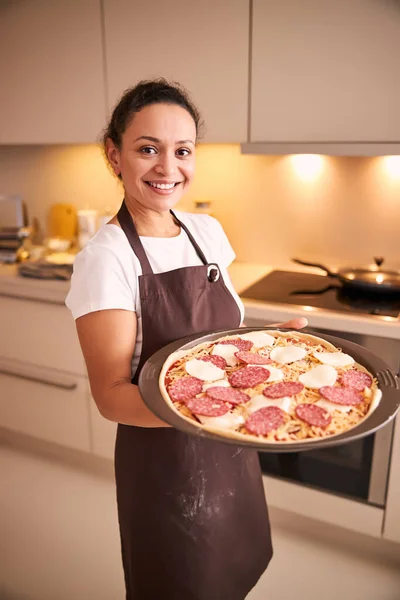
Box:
89;396;117;460
0;357;91;452
383;418;400;543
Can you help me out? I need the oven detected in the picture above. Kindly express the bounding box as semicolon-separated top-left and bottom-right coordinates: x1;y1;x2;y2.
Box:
241;270;400;508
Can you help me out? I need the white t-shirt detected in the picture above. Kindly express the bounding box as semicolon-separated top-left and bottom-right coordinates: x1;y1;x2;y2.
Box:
65;211;244;376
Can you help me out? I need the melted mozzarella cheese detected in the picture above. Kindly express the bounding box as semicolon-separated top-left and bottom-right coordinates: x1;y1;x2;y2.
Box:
211;343;239;367
266;366;284;382
247;365;284;382
185;359;225;381
202;379;231;391
269;346;307;364
197;412;245;430
313;351;355;367
299;365;338;388
239;331;275;347
316;399;352;414
247;394;292;414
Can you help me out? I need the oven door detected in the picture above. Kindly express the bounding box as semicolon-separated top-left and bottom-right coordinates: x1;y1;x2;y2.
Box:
249;320;399;507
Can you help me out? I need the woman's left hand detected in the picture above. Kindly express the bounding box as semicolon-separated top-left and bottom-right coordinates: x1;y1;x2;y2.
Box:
269;317;308;330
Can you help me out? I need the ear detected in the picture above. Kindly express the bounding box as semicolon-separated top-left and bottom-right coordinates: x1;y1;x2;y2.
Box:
105;138;121;176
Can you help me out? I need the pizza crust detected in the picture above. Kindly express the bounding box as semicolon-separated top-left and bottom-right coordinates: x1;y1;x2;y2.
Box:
158;330;381;445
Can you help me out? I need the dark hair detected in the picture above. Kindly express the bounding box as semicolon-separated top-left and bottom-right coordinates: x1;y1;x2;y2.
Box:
102;78;203;164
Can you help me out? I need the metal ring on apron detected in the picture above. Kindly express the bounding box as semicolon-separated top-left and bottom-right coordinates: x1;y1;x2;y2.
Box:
207;264;220;283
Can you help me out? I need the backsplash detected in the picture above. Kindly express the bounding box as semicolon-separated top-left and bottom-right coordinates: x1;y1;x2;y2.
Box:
0;145;399;265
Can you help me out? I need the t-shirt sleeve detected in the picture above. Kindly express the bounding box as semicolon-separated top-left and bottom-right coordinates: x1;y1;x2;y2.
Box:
65;244;136;320
208;216;236;268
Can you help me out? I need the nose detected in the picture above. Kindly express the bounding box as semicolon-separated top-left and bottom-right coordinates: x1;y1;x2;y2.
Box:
154;150;179;178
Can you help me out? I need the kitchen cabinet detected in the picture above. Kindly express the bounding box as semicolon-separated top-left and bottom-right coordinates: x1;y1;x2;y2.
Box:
103;0;249;143
251;0;400;143
0;0;106;144
383;419;400;543
0;357;91;452
0;295;85;376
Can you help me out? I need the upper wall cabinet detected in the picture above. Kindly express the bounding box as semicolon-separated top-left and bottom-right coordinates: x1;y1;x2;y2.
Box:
103;0;249;143
251;0;400;142
0;0;106;144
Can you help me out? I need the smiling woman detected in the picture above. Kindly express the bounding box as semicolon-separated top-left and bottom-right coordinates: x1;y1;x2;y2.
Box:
65;79;282;600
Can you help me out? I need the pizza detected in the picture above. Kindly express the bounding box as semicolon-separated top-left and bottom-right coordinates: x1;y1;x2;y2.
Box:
159;330;382;444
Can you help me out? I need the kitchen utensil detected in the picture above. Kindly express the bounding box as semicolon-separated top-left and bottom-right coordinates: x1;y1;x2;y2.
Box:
138;327;400;453
292;257;400;293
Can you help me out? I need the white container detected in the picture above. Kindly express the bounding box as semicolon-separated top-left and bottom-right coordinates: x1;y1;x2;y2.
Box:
77;209;98;248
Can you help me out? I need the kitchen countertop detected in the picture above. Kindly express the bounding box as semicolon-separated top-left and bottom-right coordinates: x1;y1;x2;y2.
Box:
1;261;399;340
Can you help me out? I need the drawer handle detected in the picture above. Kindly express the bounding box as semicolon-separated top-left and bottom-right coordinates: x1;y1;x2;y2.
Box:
0;368;78;390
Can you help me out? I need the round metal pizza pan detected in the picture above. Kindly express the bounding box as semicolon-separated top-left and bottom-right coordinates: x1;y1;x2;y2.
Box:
138;327;400;453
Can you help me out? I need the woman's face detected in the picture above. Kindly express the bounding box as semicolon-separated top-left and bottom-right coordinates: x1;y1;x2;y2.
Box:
107;103;197;213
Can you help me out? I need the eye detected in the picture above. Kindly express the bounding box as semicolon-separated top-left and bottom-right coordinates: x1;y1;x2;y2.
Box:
176;148;191;157
140;146;157;155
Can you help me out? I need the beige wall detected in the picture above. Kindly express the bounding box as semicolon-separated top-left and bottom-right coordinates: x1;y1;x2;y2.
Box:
0;144;399;266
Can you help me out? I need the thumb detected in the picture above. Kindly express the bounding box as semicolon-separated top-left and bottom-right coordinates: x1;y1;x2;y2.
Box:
268;317;308;330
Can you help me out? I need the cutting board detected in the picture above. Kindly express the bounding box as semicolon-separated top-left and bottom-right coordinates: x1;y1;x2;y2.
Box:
47;204;77;239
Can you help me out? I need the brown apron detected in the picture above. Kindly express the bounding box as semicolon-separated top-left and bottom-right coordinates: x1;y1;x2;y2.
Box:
115;201;273;600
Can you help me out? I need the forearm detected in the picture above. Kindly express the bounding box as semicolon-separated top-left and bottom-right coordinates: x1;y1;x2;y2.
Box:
97;381;171;428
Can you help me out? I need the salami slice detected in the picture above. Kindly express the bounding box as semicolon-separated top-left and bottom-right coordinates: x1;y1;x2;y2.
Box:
263;381;304;399
219;338;254;351
235;350;272;365
168;376;203;402
186;397;231;417
245;406;285;435
205;387;250;405
340;370;373;391
319;386;363;405
295;403;332;428
228;366;270;388
200;355;227;369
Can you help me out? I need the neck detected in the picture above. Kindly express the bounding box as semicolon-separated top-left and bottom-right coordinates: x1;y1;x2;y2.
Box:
122;196;180;238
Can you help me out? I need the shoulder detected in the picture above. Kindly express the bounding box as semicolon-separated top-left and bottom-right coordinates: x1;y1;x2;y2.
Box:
174;211;226;239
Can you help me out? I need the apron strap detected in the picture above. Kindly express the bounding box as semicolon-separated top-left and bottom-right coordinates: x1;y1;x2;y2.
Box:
117;201;210;273
117;201;153;275
170;210;208;265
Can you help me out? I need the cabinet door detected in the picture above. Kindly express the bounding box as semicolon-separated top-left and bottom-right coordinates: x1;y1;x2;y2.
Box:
104;0;249;142
251;0;400;142
0;358;91;452
89;396;117;460
383;418;400;543
0;295;85;376
0;0;106;143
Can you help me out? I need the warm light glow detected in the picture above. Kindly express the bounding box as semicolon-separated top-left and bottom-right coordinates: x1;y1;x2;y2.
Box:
301;305;317;312
290;154;324;181
382;156;400;179
376;274;384;284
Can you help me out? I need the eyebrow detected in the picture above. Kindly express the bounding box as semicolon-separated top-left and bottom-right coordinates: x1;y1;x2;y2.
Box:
134;136;195;145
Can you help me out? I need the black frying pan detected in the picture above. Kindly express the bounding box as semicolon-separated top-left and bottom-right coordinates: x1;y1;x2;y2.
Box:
292;257;400;293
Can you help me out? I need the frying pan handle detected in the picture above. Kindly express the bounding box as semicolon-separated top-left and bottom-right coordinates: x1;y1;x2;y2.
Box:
291;258;336;278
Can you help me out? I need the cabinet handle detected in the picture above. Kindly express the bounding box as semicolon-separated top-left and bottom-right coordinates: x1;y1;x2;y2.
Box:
0;368;77;390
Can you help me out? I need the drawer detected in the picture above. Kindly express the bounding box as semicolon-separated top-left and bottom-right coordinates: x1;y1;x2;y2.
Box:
0;357;91;452
89;396;117;460
0;295;85;375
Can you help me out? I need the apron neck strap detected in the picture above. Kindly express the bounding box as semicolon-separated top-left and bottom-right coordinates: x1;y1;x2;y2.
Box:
170;210;208;265
117;201;209;273
117;201;153;275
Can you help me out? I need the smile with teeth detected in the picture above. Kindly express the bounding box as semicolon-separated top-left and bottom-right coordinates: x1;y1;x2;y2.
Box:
147;181;181;190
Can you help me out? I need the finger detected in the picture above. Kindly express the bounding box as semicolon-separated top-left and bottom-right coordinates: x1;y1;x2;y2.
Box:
268;317;308;330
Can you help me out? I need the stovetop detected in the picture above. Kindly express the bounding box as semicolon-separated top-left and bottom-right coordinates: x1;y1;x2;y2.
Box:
241;270;400;319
